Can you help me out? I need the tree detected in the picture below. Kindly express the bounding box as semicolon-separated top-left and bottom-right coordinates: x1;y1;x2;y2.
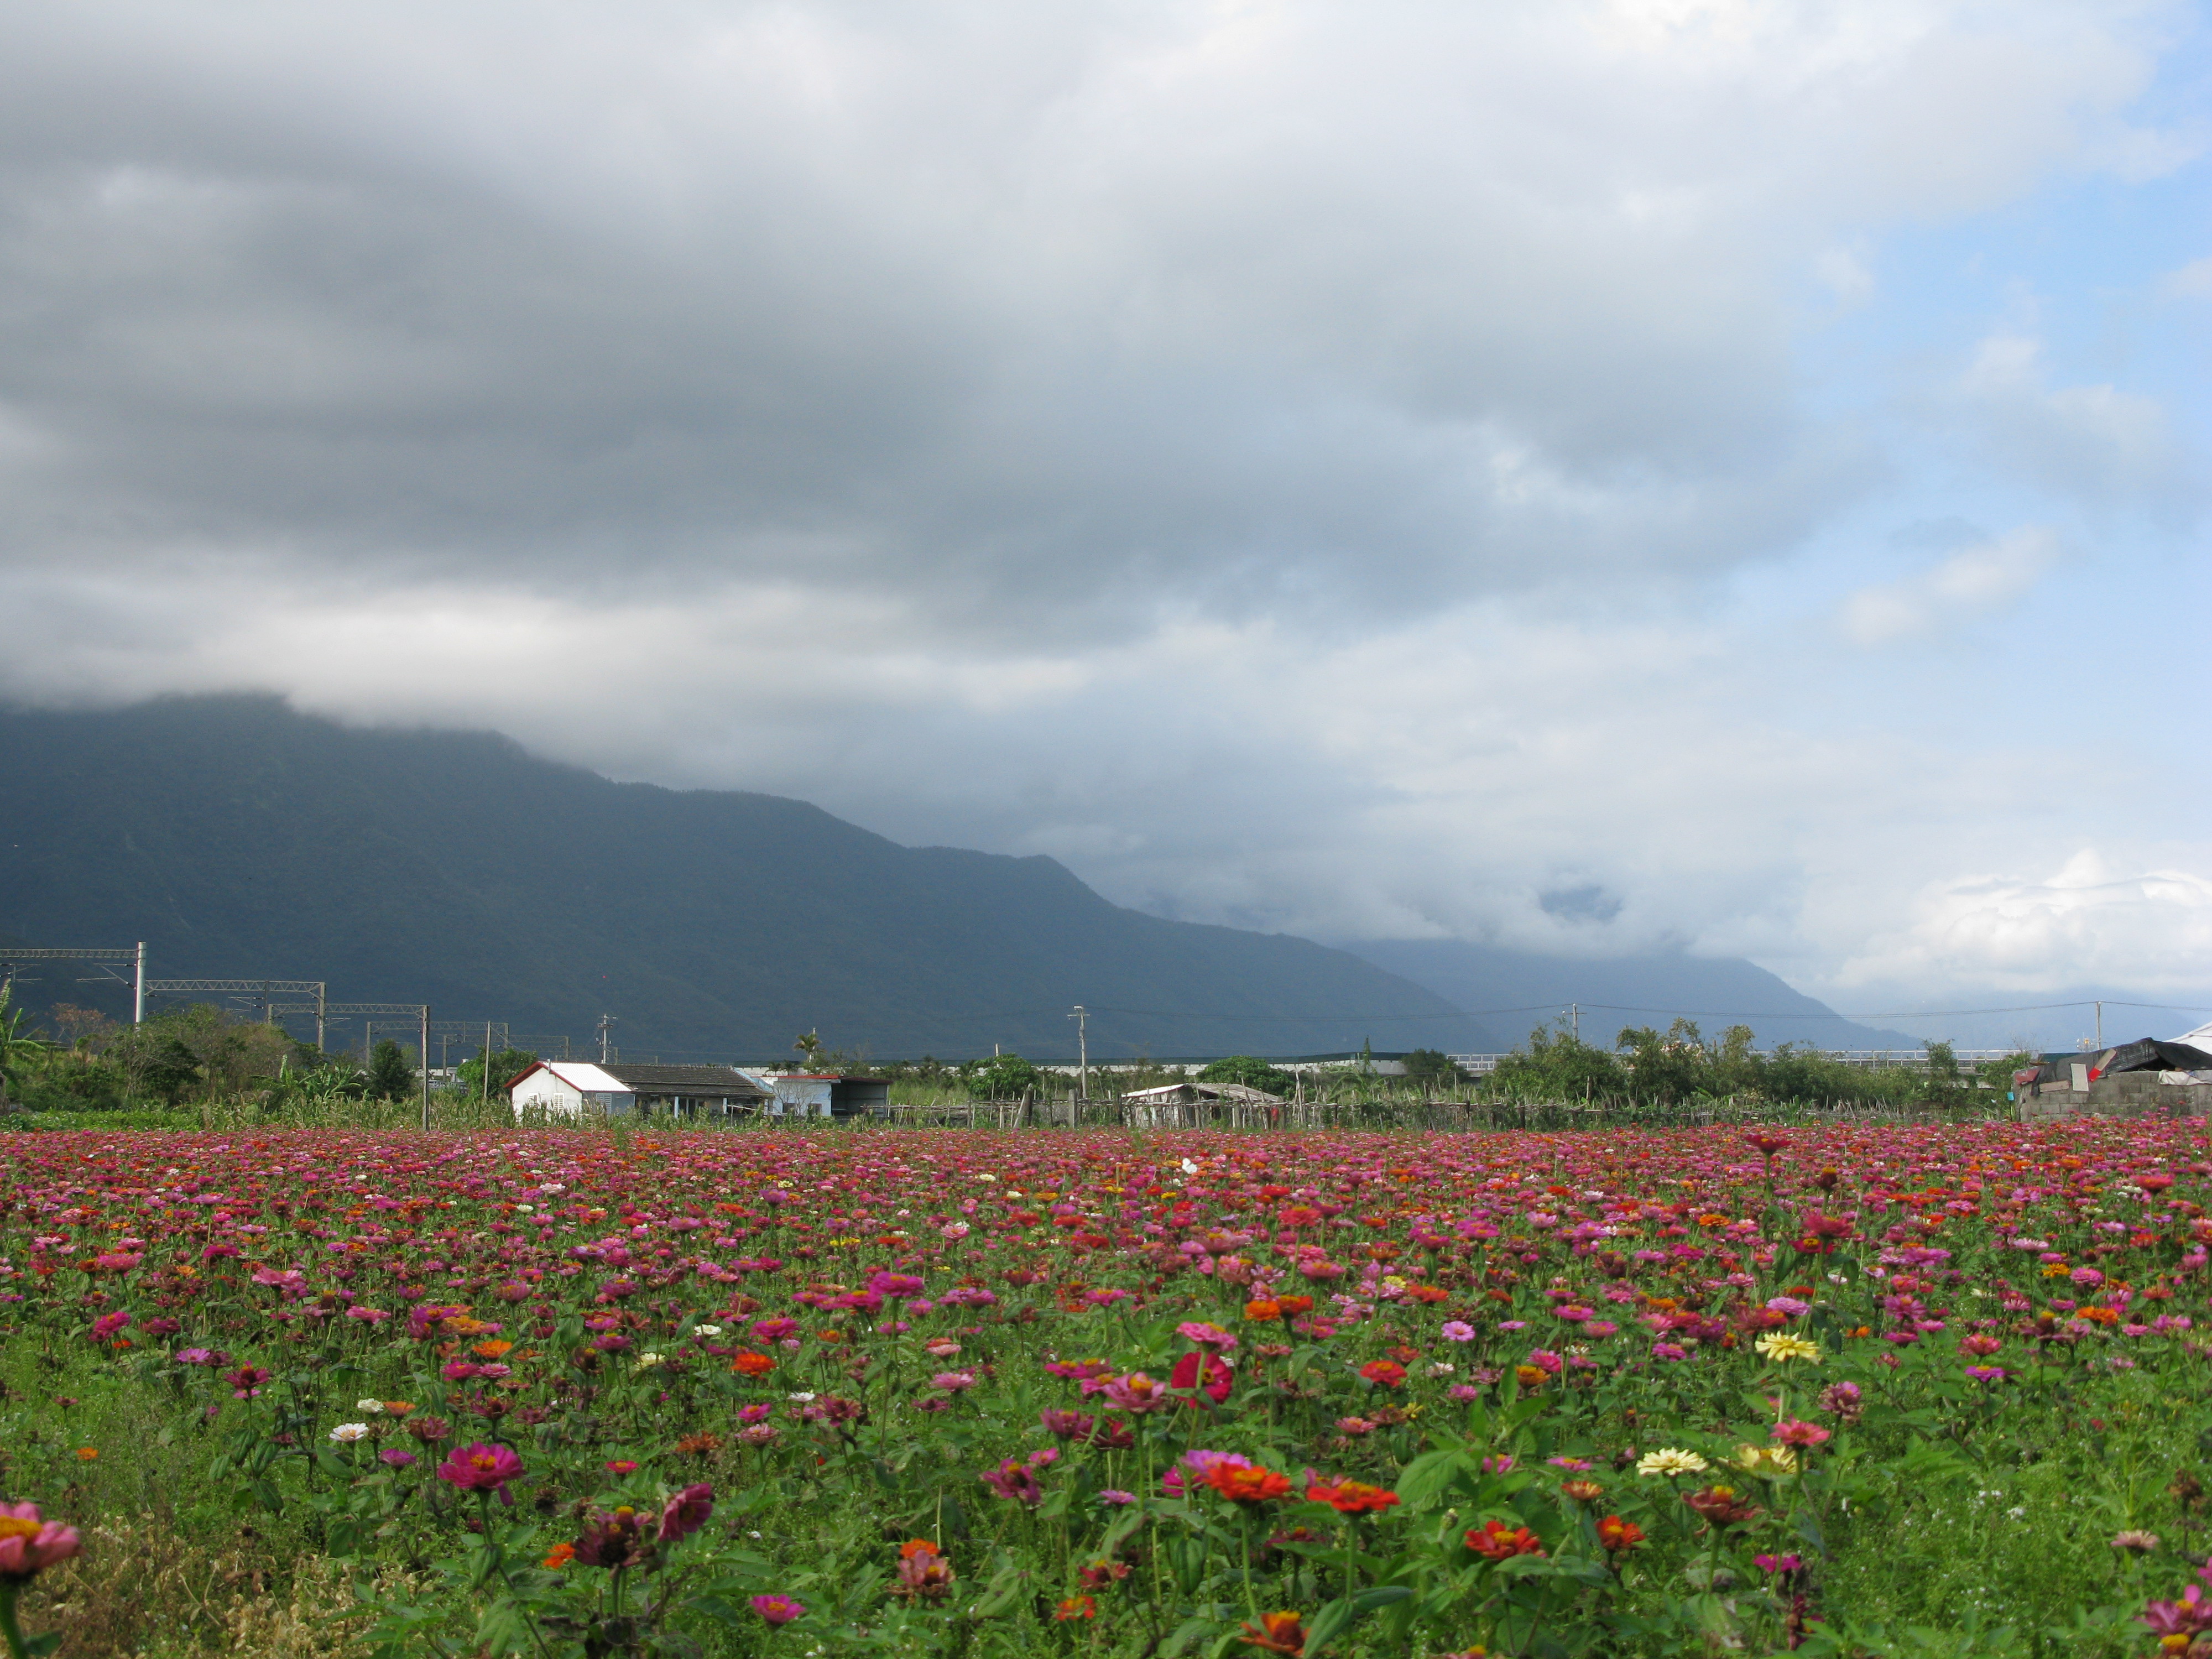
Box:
457;1047;542;1099
962;1052;1047;1100
1196;1055;1296;1097
1491;1024;1625;1100
100;1004;294;1104
366;1039;419;1101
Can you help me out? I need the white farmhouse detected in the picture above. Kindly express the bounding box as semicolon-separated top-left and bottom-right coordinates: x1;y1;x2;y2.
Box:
508;1061;770;1120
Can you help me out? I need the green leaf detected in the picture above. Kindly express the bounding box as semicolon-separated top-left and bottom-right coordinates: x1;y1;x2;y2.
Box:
1300;1595;1362;1655
1161;1615;1219;1657
1395;1449;1473;1507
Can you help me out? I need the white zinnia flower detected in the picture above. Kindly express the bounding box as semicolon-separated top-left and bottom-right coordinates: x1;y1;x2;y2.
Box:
690;1324;724;1339
635;1352;667;1370
329;1422;372;1444
1637;1448;1710;1477
355;1397;386;1415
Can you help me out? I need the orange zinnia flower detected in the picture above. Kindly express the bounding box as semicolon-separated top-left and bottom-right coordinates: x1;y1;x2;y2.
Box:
731;1352;776;1376
1275;1295;1314;1316
542;1542;576;1569
1238;1611;1307;1655
899;1538;942;1561
1054;1595;1097;1621
1208;1464;1295;1504
472;1339;514;1359
1244;1299;1283;1321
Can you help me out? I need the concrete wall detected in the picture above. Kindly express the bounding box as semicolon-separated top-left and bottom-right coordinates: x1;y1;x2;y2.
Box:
2018;1070;2212;1123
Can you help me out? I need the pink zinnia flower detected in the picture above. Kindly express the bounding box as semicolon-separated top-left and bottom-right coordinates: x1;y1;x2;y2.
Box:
751;1593;806;1625
1440;1321;1475;1342
1770;1420;1830;1448
0;1503;82;1583
1100;1372;1170;1413
1176;1321;1238;1352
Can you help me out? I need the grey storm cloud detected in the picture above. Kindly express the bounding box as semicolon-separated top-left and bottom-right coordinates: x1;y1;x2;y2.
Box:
0;1;1951;629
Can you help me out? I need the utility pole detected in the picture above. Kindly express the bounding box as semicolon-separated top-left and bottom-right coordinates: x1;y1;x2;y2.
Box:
364;1021;373;1068
597;1014;615;1065
420;1005;431;1131
1570;1004;1579;1042
133;942;145;1026
2095;1001;2104;1049
1071;1005;1088;1102
483;1021;494;1102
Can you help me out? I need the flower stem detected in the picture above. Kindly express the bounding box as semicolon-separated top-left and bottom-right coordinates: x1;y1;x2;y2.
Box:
0;1585;32;1659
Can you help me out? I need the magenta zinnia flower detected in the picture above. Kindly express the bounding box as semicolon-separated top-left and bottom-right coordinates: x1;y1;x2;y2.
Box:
751;1593;806;1625
0;1503;82;1583
436;1442;523;1495
658;1482;714;1542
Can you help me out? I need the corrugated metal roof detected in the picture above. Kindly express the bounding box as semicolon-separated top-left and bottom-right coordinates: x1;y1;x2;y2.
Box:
1121;1081;1285;1105
600;1063;770;1095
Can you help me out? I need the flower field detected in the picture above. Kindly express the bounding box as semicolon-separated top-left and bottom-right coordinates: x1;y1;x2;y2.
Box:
3;1120;2210;1657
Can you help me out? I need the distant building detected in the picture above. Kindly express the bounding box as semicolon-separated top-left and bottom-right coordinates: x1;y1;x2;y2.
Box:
508;1061;770;1120
1120;1078;1286;1127
739;1072;893;1119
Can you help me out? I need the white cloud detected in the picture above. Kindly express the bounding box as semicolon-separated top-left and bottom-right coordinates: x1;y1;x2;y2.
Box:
1835;851;2212;996
1839;524;2061;644
1946;331;2196;514
2166;254;2212;298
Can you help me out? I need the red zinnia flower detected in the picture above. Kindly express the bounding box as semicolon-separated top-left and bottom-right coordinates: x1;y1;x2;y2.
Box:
1595;1515;1645;1552
1464;1520;1546;1560
1306;1479;1401;1515
1357;1359;1407;1388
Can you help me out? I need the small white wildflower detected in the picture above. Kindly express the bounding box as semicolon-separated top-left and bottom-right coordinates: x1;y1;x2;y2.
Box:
329;1422;371;1444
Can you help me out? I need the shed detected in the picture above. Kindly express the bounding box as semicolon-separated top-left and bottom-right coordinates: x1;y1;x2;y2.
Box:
508;1061;770;1120
738;1073;893;1119
1120;1079;1285;1128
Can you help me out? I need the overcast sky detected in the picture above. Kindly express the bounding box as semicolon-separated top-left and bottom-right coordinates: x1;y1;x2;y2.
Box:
2;0;2207;1024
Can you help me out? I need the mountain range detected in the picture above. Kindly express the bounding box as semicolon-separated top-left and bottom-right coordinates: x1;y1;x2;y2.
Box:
0;696;1912;1063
